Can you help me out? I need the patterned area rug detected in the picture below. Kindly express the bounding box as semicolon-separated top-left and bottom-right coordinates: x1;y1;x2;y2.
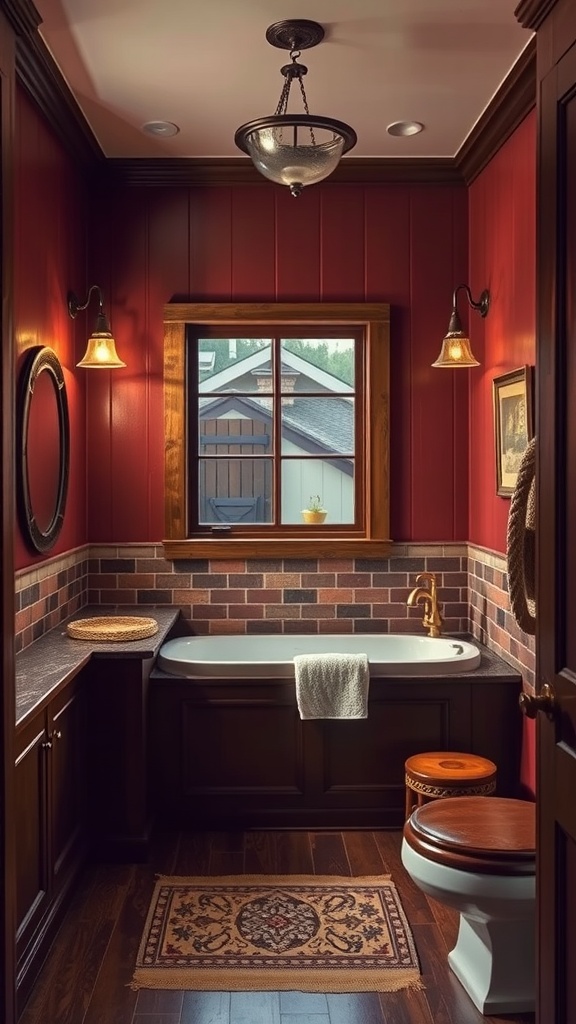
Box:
132;874;422;993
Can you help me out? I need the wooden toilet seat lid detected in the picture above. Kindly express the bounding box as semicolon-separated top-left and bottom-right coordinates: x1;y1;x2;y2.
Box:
403;796;536;875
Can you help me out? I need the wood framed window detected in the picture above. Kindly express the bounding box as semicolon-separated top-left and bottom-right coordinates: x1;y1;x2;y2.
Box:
163;303;390;559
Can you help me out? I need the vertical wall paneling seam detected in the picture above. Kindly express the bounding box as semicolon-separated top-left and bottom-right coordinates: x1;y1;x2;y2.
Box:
187;187;191;296
145;192;151;538
451;188;458;540
319;188;324;303
408;187;414;539
274;188;278;301
228;188;233;301
363;186;367;301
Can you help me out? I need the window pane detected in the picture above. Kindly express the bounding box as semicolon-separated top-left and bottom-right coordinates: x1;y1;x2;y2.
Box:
281;397;354;455
199;459;273;524
280;338;355;389
281;458;355;525
198;338;272;392
198;398;273;454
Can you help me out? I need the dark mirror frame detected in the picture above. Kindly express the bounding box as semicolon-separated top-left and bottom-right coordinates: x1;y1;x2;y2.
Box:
17;346;70;553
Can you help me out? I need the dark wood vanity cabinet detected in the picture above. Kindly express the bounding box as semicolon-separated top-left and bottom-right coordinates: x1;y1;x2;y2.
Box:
15;672;88;1010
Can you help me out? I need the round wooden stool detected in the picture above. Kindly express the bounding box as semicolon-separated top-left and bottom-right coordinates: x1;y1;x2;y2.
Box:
404;751;497;820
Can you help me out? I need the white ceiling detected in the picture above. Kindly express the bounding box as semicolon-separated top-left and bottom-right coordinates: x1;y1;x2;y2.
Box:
35;0;532;160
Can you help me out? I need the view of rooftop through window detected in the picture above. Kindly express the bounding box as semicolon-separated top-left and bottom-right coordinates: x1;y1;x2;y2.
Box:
193;335;357;527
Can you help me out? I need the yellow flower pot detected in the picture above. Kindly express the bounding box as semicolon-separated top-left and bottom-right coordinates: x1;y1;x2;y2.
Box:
301;509;327;524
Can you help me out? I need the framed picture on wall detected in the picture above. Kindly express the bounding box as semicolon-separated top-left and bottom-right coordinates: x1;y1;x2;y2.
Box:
493;365;534;496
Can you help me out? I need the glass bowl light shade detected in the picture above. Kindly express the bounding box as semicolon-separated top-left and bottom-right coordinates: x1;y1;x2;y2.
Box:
235;115;356;196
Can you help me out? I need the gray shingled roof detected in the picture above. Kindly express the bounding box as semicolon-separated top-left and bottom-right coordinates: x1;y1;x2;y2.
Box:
200;393;353;456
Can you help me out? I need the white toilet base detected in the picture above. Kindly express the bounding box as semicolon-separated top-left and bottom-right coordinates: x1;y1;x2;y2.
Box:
448;910;534;1014
401;839;535;1014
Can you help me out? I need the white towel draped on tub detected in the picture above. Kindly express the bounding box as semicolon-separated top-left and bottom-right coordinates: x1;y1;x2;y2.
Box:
294;653;370;720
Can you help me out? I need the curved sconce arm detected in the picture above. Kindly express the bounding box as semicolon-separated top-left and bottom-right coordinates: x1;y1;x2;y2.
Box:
67;284;126;368
433;283;490;369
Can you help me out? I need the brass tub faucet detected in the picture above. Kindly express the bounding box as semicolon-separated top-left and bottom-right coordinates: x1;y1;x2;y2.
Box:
407;571;443;637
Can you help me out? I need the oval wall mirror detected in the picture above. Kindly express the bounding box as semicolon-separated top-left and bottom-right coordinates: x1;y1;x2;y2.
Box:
17;346;70;553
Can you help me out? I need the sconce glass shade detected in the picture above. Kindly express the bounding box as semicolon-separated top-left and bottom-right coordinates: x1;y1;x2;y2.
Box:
68;287;126;369
432;287;489;368
432;336;480;368
76;332;126;369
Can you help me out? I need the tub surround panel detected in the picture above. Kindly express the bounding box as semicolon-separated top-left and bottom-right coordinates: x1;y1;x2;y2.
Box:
149;658;522;829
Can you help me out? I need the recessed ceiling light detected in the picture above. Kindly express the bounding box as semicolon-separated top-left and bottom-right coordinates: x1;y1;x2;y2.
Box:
386;121;424;137
142;121;180;137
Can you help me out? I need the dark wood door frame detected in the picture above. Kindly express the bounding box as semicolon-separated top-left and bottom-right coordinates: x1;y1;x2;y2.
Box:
0;6;16;1024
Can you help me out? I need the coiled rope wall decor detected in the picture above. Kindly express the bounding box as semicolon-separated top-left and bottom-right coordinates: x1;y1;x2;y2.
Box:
506;436;536;635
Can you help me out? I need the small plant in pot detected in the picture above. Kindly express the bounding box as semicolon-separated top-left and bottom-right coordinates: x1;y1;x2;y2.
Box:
301;495;327;524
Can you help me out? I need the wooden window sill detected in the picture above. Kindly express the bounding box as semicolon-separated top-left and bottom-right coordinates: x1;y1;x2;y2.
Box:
163;537;394;560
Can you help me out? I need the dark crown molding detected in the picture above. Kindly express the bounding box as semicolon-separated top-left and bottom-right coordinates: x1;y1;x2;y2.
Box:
455;36;536;184
103;156;464;187
0;0;39;37
515;0;557;30
8;0;104;169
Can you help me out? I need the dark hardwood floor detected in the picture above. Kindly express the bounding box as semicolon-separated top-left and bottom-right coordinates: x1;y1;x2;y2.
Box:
19;829;536;1024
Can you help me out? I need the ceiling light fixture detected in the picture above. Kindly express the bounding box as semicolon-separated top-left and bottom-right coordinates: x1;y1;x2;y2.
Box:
234;19;357;197
67;285;126;369
386;121;424;137
432;284;490;368
142;120;180;137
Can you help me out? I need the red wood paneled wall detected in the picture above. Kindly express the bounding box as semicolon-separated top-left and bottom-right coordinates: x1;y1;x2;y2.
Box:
468;111;537;797
89;182;470;543
468;111;537;552
12;96;536;557
14;88;88;570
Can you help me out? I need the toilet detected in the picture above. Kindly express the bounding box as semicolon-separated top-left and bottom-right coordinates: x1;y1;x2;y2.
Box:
401;795;535;1015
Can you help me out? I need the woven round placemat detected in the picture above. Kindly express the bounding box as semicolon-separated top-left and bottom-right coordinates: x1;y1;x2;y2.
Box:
66;615;159;642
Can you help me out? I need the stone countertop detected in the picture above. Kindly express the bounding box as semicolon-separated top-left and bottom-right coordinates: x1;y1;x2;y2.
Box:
16;606;181;726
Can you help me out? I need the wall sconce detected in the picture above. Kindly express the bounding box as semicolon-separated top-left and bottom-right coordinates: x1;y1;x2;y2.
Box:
432;284;490;368
234;19;357;197
67;285;126;368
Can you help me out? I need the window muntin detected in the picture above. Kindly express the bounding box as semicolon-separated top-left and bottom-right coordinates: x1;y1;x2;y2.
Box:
163;303;390;559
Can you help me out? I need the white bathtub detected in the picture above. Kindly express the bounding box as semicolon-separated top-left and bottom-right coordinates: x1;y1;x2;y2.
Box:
157;633;481;678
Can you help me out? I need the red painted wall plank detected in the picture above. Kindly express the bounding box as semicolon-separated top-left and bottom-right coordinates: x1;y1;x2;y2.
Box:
14;88;88;569
231;187;276;300
365;186;412;539
275;188;321;300
190;187;232;300
319;186;365;301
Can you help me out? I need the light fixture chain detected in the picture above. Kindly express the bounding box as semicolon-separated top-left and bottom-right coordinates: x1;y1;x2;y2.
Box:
275;75;292;117
296;73;316;145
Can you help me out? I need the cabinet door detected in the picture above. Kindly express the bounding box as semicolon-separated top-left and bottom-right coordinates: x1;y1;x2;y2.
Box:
14;714;50;979
48;681;87;898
